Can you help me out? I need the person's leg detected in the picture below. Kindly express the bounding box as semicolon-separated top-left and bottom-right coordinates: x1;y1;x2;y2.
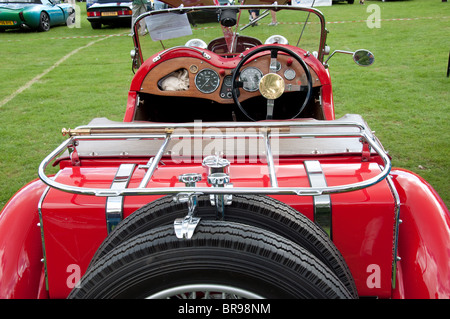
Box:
268;10;277;26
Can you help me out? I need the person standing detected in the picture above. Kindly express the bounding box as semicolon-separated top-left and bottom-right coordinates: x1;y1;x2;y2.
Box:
268;10;277;26
131;0;149;35
249;9;260;26
268;1;278;26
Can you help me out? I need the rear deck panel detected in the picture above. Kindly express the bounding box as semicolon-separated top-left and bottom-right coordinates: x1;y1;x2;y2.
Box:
41;160;394;298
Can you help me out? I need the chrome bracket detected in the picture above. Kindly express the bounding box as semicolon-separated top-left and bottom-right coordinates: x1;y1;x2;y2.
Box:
360;137;371;162
68;140;80;166
304;160;332;239
202;154;232;219
208;173;231;220
173;173;202;239
208;184;233;206
174;215;201;240
106;164;136;234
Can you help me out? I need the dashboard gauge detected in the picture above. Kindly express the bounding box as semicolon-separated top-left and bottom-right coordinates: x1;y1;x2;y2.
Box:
223;75;232;87
195;69;220;94
271;61;282;72
284;68;296;81
189;64;198;74
239;67;263;92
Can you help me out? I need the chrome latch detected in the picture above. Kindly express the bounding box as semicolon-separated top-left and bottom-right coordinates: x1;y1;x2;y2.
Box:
173;173;202;239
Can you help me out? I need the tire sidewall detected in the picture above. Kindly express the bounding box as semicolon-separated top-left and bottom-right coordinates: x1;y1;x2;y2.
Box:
38;12;50;32
72;222;353;299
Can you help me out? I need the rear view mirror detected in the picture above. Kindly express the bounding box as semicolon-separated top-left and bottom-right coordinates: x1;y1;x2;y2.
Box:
353;49;375;67
324;49;375;67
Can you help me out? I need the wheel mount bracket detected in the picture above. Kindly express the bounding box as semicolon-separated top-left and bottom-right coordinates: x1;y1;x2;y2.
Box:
173;173;202;239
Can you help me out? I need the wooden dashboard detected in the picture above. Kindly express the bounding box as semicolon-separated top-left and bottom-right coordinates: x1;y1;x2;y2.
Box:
139;53;322;104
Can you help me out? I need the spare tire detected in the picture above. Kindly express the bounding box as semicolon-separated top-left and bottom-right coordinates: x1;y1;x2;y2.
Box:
70;221;354;299
90;194;357;298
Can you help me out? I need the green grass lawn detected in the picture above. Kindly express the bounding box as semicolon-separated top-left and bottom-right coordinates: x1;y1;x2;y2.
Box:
0;0;448;209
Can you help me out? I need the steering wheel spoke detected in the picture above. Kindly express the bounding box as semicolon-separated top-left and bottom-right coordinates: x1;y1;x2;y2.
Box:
235;80;244;88
285;84;308;92
266;99;275;120
269;49;279;73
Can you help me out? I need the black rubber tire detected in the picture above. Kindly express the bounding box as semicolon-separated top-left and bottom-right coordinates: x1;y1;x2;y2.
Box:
90;22;101;29
37;12;50;32
90;194;357;298
69;221;354;299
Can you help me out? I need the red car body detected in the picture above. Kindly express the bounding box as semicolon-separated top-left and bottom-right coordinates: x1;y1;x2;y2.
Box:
0;2;449;299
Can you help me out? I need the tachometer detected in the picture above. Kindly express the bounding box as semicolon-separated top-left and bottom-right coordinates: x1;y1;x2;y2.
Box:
239;67;263;92
195;69;220;94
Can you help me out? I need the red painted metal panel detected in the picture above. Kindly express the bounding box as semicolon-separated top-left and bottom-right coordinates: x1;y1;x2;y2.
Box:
0;180;46;299
390;169;450;298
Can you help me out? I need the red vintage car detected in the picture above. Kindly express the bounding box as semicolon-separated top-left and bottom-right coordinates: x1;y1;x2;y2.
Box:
1;0;449;299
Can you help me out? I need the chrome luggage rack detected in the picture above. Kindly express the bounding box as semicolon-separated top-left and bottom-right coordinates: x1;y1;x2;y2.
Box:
38;115;391;198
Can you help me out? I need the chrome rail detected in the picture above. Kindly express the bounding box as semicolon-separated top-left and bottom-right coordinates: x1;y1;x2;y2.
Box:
138;133;171;188
38;119;391;198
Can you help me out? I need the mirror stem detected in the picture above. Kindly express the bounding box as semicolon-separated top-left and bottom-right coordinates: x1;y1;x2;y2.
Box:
324;50;353;65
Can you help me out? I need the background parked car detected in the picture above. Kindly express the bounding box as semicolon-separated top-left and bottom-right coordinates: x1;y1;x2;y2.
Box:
332;0;355;4
0;0;74;32
86;0;133;29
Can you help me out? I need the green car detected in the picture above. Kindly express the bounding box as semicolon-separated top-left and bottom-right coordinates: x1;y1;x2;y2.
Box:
0;0;74;32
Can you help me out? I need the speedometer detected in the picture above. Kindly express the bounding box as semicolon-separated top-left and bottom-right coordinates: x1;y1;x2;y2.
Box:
195;69;220;94
239;67;263;92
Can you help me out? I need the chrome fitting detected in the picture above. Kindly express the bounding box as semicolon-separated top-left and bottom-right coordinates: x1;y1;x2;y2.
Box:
178;172;202;187
208;172;232;219
202;154;230;175
207;172;230;186
174;213;201;240
173;173;202;239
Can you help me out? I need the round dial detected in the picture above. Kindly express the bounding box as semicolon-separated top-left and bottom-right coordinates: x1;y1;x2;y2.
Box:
239;67;263;92
195;68;220;94
284;68;296;81
223;75;232;87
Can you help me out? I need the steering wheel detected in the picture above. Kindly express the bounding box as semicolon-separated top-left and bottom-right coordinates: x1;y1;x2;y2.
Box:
231;45;313;121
